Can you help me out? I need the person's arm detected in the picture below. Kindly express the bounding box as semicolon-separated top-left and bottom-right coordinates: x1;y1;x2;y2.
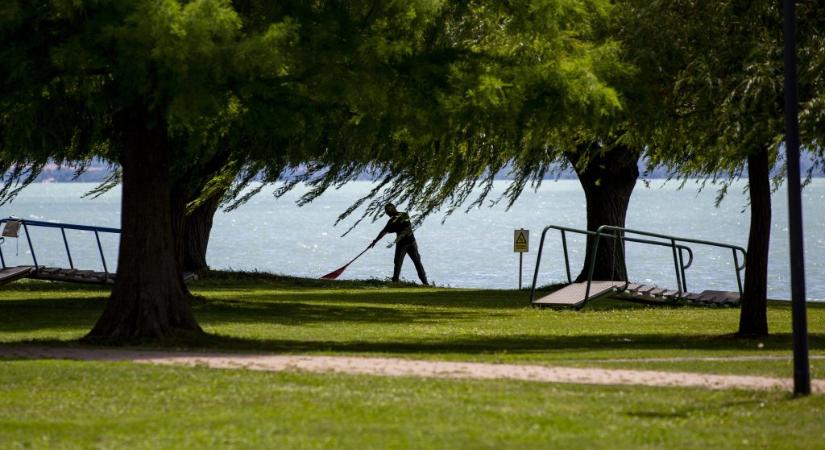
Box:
370;230;387;248
370;220;391;247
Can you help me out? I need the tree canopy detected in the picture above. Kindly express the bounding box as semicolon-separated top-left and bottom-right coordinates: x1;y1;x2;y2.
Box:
610;0;825;336
281;1;627;228
1;0;626;338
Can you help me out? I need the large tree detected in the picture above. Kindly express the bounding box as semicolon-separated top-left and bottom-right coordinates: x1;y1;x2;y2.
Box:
620;0;825;336
2;0;622;338
564;141;640;282
0;0;446;338
1;0;258;337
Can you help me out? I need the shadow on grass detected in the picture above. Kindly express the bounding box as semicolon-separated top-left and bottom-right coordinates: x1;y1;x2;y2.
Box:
0;296;105;333
5;332;825;358
0;286;819;336
1;278;527;309
0;293;514;333
198;288;526;309
179;331;825;354
624;398;766;419
3;275;824;358
195;299;500;327
0;278;523;334
0;291;724;335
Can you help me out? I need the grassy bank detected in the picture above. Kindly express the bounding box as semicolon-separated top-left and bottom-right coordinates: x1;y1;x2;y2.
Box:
1;272;823;377
2;360;824;449
2;273;825;448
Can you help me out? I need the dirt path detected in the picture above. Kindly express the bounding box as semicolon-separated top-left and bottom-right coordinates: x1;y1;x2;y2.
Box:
2;346;822;394
563;355;825;363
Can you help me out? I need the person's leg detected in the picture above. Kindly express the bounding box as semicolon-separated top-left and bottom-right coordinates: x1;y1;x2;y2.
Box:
392;243;406;282
407;241;428;285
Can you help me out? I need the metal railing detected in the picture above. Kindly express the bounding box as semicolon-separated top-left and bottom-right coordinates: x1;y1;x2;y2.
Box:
583;226;746;303
529;225;695;303
0;217;120;274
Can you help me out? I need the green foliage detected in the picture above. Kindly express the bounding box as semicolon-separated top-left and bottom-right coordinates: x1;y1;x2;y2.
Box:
0;1;260;198
1;0;631;229
0;2;406;195
797;1;825;175
287;0;629;229
618;0;824;182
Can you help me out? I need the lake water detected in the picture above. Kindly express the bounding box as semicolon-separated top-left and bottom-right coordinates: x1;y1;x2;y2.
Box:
1;180;823;300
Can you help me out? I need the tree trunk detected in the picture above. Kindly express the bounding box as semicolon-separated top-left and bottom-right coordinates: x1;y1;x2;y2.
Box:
182;191;223;272
566;143;641;282
738;147;771;337
175;147;234;273
86;116;201;340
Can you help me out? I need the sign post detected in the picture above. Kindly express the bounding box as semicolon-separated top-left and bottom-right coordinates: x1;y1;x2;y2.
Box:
514;229;529;289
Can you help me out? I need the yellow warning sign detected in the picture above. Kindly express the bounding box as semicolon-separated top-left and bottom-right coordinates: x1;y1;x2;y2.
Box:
514;229;529;253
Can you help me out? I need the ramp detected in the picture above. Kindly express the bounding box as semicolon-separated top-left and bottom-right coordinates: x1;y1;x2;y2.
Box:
0;218;198;286
533;282;741;309
29;267;116;284
0;266;34;285
612;284;740;307
533;281;625;308
529;224;747;310
681;290;740;307
28;267;197;285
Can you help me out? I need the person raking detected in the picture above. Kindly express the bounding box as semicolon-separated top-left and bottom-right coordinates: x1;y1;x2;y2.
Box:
370;203;429;285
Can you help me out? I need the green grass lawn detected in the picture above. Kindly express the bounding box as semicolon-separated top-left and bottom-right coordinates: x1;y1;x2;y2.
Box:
2;360;825;449
2;273;825;448
1;272;823;377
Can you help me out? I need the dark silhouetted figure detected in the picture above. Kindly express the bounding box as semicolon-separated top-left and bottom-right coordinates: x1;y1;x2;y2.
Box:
370;203;428;285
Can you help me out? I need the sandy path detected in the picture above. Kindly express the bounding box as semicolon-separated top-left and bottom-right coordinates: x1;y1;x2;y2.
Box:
565;355;825;363
2;346;822;394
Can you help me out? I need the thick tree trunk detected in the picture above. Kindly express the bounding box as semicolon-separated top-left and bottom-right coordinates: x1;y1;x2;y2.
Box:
170;181;188;275
182;191;223;272
566;144;640;282
738;147;771;337
87;117;201;339
175;147;234;273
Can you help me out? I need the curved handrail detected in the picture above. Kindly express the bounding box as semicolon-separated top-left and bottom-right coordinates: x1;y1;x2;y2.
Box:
529;225;694;303
0;217;120;274
0;218;120;234
680;246;694;270
584;225;747;304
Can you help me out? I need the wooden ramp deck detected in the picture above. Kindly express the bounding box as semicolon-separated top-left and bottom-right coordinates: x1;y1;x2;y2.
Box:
0;266;35;284
533;281;625;309
533;281;740;309
0;266;198;286
28;267;116;284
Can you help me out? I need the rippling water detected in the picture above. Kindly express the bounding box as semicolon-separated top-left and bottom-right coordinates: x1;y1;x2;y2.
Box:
1;180;823;300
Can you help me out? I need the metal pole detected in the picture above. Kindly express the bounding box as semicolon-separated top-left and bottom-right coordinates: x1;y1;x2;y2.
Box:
732;249;743;296
584;230;603;302
783;0;810;396
61;228;74;269
21;222;38;269
561;231;572;283
519;253;523;290
94;231;108;274
529;227;551;303
670;239;683;293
